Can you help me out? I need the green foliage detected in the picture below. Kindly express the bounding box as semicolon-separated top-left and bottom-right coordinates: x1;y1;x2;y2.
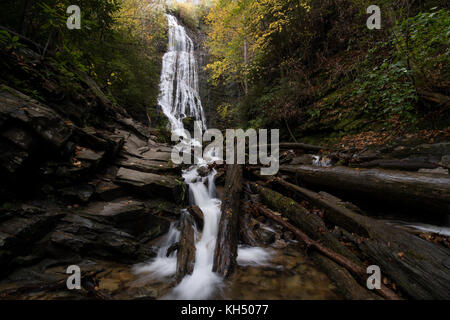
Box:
0;0;167;123
167;1;211;30
394;8;450;87
0;30;22;51
206;0;449;139
353;59;419;126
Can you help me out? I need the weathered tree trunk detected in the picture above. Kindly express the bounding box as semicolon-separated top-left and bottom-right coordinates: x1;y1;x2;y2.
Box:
187;205;204;230
239;202;262;246
176;213;196;282
355;159;440;171
254;203;398;300
258;142;326;152
213;164;243;278
280;165;450;214
249;183;360;264
263;176;450;300
311;253;380;300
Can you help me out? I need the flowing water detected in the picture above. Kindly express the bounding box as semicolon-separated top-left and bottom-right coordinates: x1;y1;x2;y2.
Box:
133;14;271;300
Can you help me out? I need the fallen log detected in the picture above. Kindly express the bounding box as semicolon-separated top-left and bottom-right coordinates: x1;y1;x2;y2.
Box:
176;213;196;282
355;159;440;171
280;165;450;215
213;164;243;278
310;253;380;300
249;183;360;264
254;203;398;300
262;175;450;299
258;142;326;152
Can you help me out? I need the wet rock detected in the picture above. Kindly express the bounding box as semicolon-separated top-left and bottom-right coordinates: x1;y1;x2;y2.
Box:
356;149;380;162
0;205;64;271
48;213;155;263
116;115;151;140
115;167;183;203
0;86;73;148
59;184;94;203
197;165;211;177
2;126;35;150
290;154;315;165
116;155;179;174
272;239;288;249
75;147;105;164
140;149;172;162
80;198;171;240
39;160;92;186
0;139;29;173
94;180;124;201
143;198;181;217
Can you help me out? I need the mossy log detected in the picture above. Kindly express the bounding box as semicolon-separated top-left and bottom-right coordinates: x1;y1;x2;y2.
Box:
213;164;243;278
355;159;440;171
263;176;450;300
249;182;360;264
254;203;398;299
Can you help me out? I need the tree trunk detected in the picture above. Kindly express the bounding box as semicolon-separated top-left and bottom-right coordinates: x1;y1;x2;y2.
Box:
213;164;243;278
280;165;450;215
355;159;440;171
258;142;325;152
249;182;361;264
176;213;196;282
187;205;204;230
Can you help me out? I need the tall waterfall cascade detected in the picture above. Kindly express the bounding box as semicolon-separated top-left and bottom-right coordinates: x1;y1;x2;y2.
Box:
158;14;206;135
133;14;270;300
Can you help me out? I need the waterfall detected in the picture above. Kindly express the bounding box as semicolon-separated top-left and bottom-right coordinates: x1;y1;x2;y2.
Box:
158;14;206;135
133;14;271;300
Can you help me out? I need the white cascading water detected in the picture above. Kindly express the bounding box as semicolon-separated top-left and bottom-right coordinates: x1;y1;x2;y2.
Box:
157;14;206;136
133;14;271;300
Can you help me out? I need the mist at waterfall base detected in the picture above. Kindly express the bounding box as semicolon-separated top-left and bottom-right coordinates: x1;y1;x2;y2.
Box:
132;14;272;300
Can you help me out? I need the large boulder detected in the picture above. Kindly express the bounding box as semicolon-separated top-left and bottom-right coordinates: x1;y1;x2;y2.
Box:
0;86;73;149
115;167;184;203
80;198;171;239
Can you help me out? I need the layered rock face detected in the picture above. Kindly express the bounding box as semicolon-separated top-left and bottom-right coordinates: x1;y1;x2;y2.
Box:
0;72;186;298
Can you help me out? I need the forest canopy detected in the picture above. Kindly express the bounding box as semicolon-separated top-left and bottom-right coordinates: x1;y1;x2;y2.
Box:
204;0;449;142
